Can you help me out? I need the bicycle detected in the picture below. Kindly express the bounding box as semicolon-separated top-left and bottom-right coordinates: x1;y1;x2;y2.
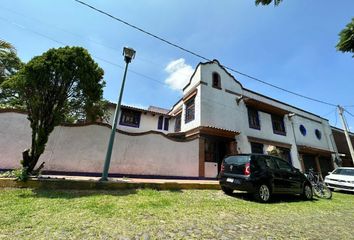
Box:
305;169;332;199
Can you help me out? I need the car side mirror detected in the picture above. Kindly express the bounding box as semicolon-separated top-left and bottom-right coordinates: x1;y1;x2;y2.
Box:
328;172;332;175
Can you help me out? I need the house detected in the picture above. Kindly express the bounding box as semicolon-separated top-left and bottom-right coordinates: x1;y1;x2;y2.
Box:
104;60;338;178
331;127;354;167
0;60;340;178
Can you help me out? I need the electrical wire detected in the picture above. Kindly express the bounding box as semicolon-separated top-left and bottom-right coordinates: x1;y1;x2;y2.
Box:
321;108;336;118
74;0;338;107
344;109;354;118
0;16;171;89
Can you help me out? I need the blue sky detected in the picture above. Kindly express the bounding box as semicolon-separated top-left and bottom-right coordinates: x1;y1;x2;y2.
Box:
1;0;353;129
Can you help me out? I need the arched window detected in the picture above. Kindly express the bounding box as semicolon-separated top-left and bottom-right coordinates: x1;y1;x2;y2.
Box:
212;72;221;89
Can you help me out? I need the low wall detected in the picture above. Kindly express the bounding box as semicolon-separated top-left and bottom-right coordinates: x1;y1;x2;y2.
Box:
0;112;199;177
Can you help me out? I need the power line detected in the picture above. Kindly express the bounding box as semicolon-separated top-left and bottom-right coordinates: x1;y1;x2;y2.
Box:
321;108;336;118
73;0;338;108
0;16;171;89
344;109;354;118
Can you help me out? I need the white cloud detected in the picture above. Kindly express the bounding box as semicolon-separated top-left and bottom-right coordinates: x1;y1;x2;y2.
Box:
164;58;194;91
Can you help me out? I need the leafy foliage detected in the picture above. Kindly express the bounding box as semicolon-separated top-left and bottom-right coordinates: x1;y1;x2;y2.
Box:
255;0;283;6
3;46;105;174
0;39;24;108
337;18;354;57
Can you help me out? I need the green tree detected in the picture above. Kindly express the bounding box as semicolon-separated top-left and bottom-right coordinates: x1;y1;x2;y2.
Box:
3;46;105;174
0;39;23;107
255;1;353;57
336;18;354;57
255;0;282;6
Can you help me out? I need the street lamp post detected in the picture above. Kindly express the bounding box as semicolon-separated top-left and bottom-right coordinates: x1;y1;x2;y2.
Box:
100;47;136;181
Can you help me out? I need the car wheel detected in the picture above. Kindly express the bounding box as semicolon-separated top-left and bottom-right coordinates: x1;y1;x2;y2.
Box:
254;184;271;203
221;186;233;195
301;184;313;200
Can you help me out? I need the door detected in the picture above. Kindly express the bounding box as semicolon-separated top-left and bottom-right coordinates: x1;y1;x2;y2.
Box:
263;156;283;193
204;138;229;173
273;157;302;193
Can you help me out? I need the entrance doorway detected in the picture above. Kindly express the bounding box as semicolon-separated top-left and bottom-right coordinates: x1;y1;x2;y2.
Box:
204;137;236;173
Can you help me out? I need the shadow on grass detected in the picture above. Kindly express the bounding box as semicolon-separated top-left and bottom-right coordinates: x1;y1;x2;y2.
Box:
227;191;319;204
18;188;138;199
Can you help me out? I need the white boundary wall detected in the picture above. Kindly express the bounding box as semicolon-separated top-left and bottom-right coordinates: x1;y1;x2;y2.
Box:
0;112;199;177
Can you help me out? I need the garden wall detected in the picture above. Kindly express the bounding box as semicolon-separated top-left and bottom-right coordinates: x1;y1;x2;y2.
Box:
0;111;199;177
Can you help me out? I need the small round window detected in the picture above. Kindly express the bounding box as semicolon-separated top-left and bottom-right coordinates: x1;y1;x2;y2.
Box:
299;125;306;136
315;129;322;140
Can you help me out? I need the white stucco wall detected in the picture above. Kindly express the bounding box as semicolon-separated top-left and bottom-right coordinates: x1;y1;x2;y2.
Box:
106;107;174;134
196;62;335;170
0;112;31;169
0;112;199;177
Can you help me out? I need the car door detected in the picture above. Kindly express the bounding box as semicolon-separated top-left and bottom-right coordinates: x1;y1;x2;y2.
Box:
273;157;301;193
263;156;283;193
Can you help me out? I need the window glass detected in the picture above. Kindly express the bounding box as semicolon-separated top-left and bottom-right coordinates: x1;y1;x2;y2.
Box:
271;115;286;135
212;72;221;89
157;116;163;130
255;156;267;169
315;129;322;140
333;168;354;176
250;142;263;154
274;157;292;172
119;109;141;128
185;97;195;123
224;155;250;165
174;113;181;132
164;118;169;131
248;108;260;130
299;124;306;136
264;157;278;169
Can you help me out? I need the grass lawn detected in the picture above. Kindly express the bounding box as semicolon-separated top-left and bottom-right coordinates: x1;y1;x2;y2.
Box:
0;188;353;239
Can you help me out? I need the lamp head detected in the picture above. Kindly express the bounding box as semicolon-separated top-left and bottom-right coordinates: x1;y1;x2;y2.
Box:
123;47;136;63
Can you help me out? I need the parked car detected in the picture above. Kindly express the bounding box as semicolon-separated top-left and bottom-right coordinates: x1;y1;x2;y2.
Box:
324;167;354;192
218;154;313;203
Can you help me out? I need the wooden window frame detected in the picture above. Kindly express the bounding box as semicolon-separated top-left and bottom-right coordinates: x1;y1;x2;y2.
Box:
164;118;169;131
175;113;182;132
212;72;221;89
119;109;141;128
157;115;163;130
271;114;286;135
248;107;260;130
185;97;195;123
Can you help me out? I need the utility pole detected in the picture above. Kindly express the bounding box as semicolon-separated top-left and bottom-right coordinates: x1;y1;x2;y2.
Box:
338;105;354;165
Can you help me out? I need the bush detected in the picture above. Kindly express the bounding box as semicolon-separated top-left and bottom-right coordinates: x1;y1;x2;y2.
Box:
0;168;29;181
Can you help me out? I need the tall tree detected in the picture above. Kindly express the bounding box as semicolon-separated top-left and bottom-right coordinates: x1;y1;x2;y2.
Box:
0;39;23;107
255;0;353;57
255;0;282;6
3;46;105;174
336;18;354;57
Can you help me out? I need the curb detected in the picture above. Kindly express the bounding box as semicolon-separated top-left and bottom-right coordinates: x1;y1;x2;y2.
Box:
0;178;221;191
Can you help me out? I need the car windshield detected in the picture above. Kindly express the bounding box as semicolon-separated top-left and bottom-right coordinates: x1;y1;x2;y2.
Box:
224;155;250;166
332;168;354;176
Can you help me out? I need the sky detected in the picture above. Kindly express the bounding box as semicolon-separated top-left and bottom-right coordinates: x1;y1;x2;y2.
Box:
1;0;354;130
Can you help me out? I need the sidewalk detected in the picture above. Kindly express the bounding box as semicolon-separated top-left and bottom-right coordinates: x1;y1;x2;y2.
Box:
40;174;218;184
0;175;221;191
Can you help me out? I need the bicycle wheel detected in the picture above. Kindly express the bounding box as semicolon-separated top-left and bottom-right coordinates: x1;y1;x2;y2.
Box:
313;183;332;199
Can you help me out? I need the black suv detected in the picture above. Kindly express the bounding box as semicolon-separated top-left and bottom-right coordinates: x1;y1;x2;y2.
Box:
219;154;313;202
